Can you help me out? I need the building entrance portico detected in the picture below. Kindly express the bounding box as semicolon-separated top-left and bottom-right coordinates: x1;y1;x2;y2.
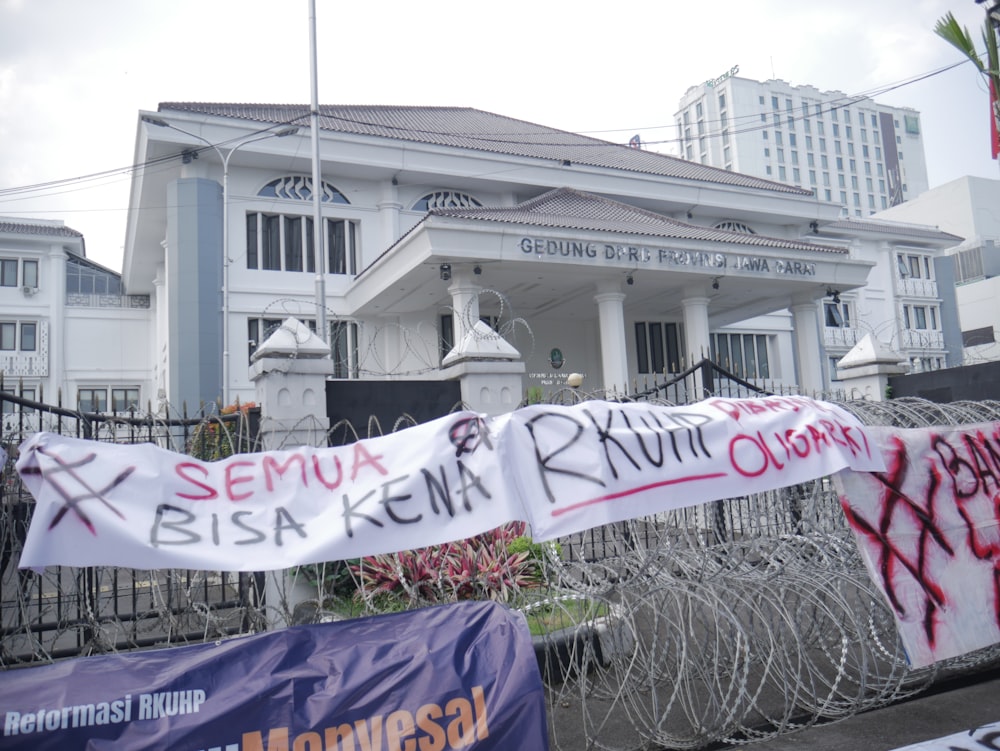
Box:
348;187;874;397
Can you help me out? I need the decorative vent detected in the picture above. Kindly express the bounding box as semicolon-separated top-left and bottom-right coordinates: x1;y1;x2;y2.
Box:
258;177;349;204
713;220;757;235
412;191;483;212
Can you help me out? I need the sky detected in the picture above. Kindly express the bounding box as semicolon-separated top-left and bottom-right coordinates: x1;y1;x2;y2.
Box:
1;0;999;272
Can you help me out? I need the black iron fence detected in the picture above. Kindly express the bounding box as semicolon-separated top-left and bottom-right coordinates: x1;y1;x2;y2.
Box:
0;390;263;666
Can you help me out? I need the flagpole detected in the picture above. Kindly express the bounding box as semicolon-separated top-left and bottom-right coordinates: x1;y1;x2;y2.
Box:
309;0;328;343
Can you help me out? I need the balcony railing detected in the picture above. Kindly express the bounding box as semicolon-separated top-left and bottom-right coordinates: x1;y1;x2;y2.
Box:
0;352;47;378
897;277;938;299
823;326;862;348
900;328;944;350
65;294;151;309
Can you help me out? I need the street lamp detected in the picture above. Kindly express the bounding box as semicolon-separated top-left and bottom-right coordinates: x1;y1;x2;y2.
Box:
141;115;298;405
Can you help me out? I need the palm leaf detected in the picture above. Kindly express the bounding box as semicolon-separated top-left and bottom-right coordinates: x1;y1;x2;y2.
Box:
935;11;986;73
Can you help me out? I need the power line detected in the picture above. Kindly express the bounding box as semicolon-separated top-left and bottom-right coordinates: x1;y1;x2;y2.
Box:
0;59;973;206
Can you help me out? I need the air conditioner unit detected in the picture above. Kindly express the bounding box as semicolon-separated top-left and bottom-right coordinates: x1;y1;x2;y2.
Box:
21;286;37;296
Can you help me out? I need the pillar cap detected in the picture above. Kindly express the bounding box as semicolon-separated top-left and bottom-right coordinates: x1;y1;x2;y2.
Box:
442;320;520;366
251;317;331;361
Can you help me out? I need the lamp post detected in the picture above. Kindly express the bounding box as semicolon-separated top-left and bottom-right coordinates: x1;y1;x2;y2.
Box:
140;116;298;405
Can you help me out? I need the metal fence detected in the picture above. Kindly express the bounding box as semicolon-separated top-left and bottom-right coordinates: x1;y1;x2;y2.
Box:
0;391;263;666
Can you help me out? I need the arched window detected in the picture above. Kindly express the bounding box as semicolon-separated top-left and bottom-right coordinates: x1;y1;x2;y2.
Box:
712;220;757;234
258;176;349;204
411;191;482;212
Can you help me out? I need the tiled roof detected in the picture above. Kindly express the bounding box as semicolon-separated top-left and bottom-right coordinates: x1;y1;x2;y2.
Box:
0;219;83;239
825;216;964;243
430;188;847;254
157;103;815;197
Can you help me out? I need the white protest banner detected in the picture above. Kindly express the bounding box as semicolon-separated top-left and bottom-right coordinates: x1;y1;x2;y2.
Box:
504;396;885;541
16;411;520;571
835;422;1000;668
888;720;1000;751
16;396;884;571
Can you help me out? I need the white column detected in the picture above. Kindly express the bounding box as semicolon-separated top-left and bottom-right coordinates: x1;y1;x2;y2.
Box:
447;272;481;344
594;282;628;396
377;179;402;247
681;294;711;397
152;264;168;413
47;242;67;401
791;299;824;395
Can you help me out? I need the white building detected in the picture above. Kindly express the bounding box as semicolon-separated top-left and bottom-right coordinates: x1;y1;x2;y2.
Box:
875;176;1000;364
675;72;929;216
0;217;154;412
112;102;968;412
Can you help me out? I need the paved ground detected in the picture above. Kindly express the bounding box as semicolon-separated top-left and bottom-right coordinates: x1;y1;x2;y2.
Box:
737;668;1000;750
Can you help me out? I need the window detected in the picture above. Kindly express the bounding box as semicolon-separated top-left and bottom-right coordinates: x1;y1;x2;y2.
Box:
696;102;703;118
439;314;455;364
0;321;36;351
785;98;793;111
819;137;827;152
78;388;107;413
2;387;35;414
635;322;682;374
845;125;852;139
331;320;359;379
824;301;851;328
898;254;931;280
805;135;813;149
821;154;828;169
66;255;123;295
111;388;140;412
838;174;846;188
0;323;14;350
829;356;843;382
22;260;38;289
412;191;482;211
775;131;783;146
20;323;35;351
0;260;17;287
848;143;855;157
711;333;770;379
789;133;797;147
779;166;787;180
764;147;770;157
832;124;840;138
246;213;358;275
777;148;785;162
771;96;779;109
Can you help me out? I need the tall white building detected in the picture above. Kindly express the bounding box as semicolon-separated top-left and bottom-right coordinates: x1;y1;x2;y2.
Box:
675;73;929;217
875;176;1000;364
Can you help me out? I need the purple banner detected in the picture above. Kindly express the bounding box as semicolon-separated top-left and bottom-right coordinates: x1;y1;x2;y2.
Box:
0;600;548;751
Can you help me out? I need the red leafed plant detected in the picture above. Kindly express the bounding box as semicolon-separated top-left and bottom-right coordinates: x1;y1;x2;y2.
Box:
352;522;542;606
